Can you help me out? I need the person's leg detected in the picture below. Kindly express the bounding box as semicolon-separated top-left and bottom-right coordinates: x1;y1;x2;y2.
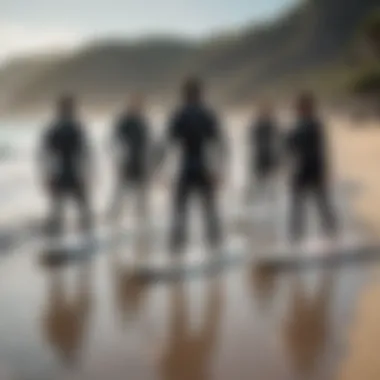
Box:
199;174;222;248
170;175;191;252
267;165;278;203
255;158;274;201
314;179;338;237
245;160;257;204
245;175;256;204
47;183;65;235
135;179;149;232
108;175;127;223
289;178;306;242
254;164;266;200
72;181;93;233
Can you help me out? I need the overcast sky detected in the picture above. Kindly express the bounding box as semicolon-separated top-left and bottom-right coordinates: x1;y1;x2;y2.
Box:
0;0;296;61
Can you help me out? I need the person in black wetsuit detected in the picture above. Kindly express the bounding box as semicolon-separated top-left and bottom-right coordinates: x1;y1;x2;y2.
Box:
161;78;227;251
246;102;280;202
108;94;151;226
287;92;337;241
40;95;92;235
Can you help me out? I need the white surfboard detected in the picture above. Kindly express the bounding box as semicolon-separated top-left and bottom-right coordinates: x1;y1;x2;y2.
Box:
39;224;161;266
131;240;246;281
253;235;380;270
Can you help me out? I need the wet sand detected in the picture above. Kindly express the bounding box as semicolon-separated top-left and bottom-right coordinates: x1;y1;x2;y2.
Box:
332;116;380;380
0;115;379;380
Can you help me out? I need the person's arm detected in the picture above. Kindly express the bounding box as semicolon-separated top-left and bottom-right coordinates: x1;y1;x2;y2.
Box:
318;120;331;179
273;122;285;165
283;125;302;175
208;112;228;183
286;126;298;155
77;125;94;186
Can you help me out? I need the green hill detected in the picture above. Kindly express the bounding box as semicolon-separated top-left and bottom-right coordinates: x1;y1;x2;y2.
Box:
0;0;378;114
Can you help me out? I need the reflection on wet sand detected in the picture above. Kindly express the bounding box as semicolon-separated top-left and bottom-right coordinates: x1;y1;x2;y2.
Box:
110;235;151;326
160;278;223;380
337;278;380;380
284;272;334;377
42;263;93;366
250;266;278;307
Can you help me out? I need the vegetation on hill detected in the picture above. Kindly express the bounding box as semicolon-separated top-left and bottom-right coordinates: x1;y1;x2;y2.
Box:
0;0;379;114
350;9;380;96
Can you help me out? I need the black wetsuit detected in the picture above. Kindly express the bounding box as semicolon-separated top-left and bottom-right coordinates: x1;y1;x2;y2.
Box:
108;113;150;222
287;118;337;240
168;103;224;249
250;119;279;179
113;113;150;184
42;119;91;232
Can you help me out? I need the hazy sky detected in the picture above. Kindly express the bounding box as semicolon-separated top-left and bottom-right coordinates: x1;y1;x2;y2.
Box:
0;0;296;61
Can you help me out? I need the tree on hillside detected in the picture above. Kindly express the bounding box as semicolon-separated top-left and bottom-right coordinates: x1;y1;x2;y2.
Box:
358;10;380;61
349;10;380;100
